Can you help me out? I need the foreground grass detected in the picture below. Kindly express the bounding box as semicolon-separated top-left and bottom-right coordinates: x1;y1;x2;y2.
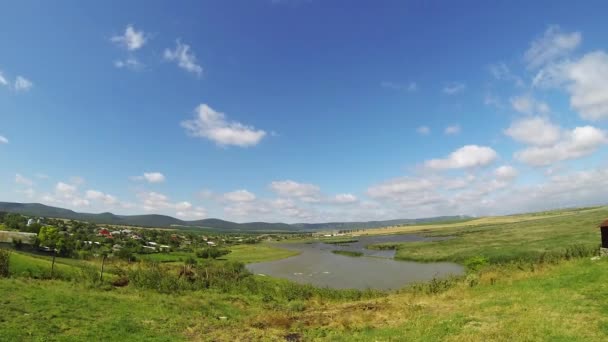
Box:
367;207;605;264
1;257;607;341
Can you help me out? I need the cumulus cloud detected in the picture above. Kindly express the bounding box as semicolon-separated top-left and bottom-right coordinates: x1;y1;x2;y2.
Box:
0;135;8;144
85;190;118;205
367;177;435;200
164;40;203;77
270;180;321;200
510;94;550;115
132;172;165;183
524;25;581;69
535;51;608;121
181;104;267;147
442;82;466;95
444;125;461;135
504;116;561;146
223;189;256;202
15;174;34;186
136;191;205;218
494;165;518;181
425;145;498;170
14;76;33;92
417;126;430;135
111;25;147;51
514;125;607;166
331;193;358;204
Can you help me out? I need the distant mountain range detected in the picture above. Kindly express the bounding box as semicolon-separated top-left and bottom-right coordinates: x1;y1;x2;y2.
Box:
0;202;470;232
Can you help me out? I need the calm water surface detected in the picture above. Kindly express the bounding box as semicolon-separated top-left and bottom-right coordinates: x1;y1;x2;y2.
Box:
247;234;463;290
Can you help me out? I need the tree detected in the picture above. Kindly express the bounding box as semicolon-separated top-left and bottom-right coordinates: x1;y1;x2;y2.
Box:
196;247;231;259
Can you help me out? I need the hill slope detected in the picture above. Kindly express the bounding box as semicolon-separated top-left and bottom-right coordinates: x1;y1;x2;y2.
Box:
0;201;469;232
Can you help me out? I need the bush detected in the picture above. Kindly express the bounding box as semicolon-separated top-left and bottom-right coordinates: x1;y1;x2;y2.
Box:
12;239;23;250
464;256;489;272
196;247;231;259
0;249;10;278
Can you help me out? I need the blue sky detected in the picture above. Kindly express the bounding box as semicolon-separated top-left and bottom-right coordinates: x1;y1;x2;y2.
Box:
2;0;608;223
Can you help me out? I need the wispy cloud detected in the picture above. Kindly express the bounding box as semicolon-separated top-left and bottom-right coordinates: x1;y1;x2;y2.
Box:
444;124;461;135
524;25;581;69
114;57;143;70
0;135;8;144
0;70;8;86
14;76;33;92
442;82;466;95
416;126;430;135
381;81;417;92
164;40;203;77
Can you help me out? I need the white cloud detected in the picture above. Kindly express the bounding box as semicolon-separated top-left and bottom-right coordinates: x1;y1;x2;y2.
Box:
444;124;461;135
223;189;256;202
0;135;8;144
367;177;435;199
443;82;466;95
138;191;171;211
417;126;430;135
425;145;497;170
85;190;118;205
270;180;320;199
114;57;143;70
176;206;207;219
494;165;518;181
510;94;550;115
164;40;203;77
331;193;358;204
504;116;561;146
56;182;77;197
136;191;205;218
487;63;524;86
49;181;90;207
552;51;608;121
14;76;33;92
381;81;417;92
144;172;165;183
15;174;34;186
0;71;7;86
111;25;147;51
524;25;581;69
132;172;165;183
514;125;607;166
182;104;267;147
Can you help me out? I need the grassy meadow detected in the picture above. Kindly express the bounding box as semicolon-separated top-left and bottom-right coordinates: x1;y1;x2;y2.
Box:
367;206;605;264
1;207;608;341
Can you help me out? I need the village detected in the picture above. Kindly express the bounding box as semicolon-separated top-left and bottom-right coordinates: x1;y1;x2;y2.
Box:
0;212;280;263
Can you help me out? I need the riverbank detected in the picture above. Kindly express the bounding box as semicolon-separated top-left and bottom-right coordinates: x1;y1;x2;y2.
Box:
1;254;606;340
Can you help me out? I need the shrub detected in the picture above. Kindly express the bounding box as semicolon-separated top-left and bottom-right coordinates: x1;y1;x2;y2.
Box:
0;249;10;278
196;247;231;259
464;256;489;272
12;239;23;250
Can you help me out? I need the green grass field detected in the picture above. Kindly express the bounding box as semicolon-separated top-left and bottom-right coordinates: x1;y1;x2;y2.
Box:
2;207;608;340
224;244;299;263
368;206;605;263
